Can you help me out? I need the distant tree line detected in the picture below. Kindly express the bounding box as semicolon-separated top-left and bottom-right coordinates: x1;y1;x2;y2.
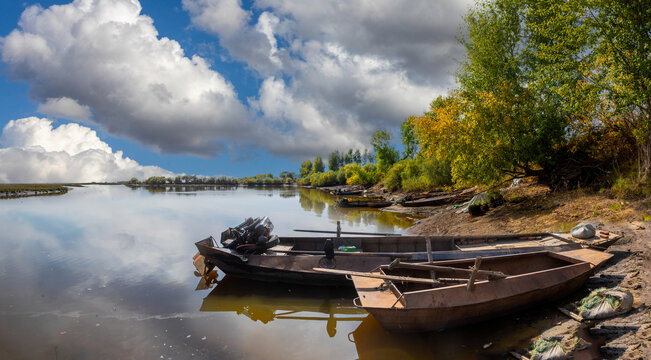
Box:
130;175;238;186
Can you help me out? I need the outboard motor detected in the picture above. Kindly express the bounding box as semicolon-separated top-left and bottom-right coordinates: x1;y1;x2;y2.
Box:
221;216;278;253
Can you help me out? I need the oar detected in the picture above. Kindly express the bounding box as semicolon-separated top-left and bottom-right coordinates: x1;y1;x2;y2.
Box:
386;258;508;280
313;268;441;285
269;248;412;258
293;229;400;236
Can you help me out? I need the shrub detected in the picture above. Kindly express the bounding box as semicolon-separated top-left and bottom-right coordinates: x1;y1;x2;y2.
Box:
384;162;406;191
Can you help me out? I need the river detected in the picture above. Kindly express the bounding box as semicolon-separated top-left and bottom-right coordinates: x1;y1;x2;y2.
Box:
0;185;559;359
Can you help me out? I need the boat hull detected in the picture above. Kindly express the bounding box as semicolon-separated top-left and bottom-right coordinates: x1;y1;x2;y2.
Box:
354;250;612;332
364;267;591;332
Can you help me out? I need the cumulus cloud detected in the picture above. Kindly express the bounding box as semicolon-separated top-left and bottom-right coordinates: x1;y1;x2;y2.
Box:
1;0;250;156
183;0;471;157
0;117;173;183
1;0;472;161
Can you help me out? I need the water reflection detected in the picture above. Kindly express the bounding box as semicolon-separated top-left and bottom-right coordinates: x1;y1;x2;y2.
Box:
129;184;239;193
200;275;364;337
197;274;562;360
0;185;418;359
297;187;424;233
0;185;563;359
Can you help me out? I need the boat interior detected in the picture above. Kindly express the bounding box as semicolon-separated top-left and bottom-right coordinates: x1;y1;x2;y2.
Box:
271;234;568;253
380;251;584;293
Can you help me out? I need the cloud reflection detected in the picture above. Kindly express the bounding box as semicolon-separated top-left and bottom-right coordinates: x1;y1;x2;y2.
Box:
0;185;417;359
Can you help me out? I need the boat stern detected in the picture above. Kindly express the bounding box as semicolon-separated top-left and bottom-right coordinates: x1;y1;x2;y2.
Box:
193;236;217;277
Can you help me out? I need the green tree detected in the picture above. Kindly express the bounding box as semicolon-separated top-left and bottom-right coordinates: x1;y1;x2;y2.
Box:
413;0;569;184
588;0;650;180
401;118;419;159
344;149;354;164
353;149;362;163
371;130;400;173
312;156;325;173
300;160;313;178
328;150;341;171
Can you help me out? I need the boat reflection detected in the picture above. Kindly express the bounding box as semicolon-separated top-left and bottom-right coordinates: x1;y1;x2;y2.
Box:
197;273;561;359
199;274;365;337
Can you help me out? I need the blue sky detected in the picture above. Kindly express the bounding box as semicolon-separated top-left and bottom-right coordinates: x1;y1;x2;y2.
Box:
0;0;470;182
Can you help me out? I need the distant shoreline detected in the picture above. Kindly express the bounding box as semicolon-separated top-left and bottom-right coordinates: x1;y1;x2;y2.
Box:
0;184;71;199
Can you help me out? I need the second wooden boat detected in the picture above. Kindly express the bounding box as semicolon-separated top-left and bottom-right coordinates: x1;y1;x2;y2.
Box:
346;249;612;332
336;198;393;208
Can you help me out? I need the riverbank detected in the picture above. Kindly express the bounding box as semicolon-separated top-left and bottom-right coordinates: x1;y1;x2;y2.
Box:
317;181;649;358
401;182;649;359
0;184;71;199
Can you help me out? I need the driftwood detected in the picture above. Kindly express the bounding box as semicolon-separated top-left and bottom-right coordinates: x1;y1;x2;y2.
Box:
557;307;583;321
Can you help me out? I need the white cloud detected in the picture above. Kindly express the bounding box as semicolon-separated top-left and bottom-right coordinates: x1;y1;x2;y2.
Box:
1;0;250;156
0;117;173;183
184;0;471;157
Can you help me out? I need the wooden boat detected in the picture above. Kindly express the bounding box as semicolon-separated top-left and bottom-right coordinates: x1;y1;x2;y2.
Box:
336;198;393;208
331;189;364;196
194;232;587;286
402;193;472;207
344;249;612;332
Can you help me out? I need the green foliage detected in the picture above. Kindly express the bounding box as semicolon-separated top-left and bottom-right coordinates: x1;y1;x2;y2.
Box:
300;160;312;178
312;156;325;173
347;163;379;185
384;162;406;191
309;171;340;187
383;158;453;191
279;171;295;180
410;0;651;186
127;177;140;184
400;119;419;160
328;150;342;171
371;130;400;173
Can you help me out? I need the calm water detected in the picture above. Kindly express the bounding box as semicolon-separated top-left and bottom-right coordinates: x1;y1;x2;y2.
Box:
0;185;559;359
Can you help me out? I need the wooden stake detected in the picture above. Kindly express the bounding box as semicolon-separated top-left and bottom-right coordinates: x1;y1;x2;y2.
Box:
426;237;436;287
466;256;482;291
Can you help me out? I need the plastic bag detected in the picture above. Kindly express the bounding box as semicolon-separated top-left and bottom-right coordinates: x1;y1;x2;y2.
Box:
570;223;596;239
578;287;633;320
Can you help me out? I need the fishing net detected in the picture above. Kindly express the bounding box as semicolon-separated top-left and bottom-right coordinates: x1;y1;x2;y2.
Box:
577;287;633;320
529;337;567;360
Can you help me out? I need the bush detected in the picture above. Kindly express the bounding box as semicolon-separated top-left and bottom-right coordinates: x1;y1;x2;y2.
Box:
382;157;452;191
347;163;379;185
384;162;406;191
311;171;340;187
